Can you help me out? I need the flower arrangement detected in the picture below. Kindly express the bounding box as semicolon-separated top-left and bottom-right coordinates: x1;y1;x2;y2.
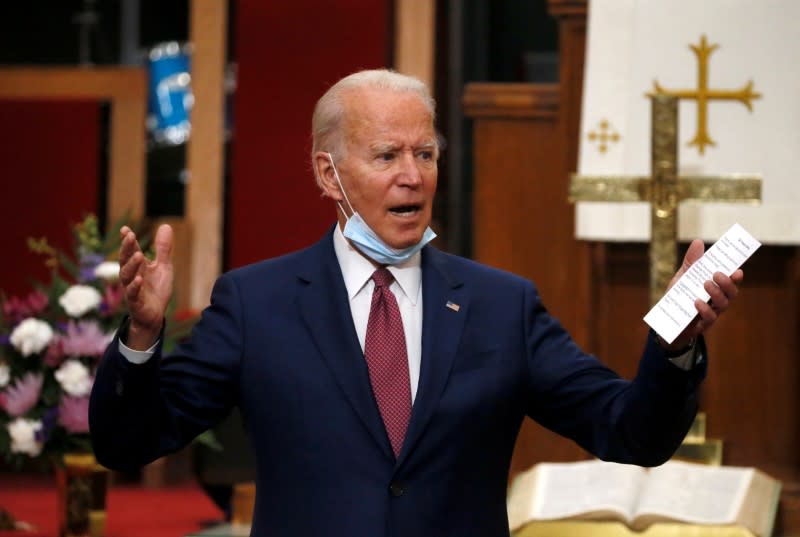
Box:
0;215;194;467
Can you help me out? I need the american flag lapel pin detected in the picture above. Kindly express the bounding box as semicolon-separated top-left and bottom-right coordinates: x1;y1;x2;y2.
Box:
446;301;460;312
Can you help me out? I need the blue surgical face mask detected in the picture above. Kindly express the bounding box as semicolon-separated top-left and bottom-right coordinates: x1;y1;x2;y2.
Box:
327;152;436;265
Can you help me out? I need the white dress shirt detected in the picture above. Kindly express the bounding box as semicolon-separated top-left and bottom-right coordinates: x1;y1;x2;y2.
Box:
332;225;423;403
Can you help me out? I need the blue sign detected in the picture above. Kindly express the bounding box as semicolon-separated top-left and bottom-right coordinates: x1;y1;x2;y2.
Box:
147;41;192;146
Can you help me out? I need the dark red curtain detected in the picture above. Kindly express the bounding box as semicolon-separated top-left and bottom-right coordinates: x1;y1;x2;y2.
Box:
0;100;100;298
227;0;390;268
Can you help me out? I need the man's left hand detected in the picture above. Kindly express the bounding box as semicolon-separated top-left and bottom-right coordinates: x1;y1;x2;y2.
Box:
662;239;744;352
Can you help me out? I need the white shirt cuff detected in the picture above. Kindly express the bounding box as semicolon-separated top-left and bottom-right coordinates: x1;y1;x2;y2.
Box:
118;339;159;364
668;346;702;371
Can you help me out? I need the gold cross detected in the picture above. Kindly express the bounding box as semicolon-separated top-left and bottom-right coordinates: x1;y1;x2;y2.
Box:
570;95;761;306
586;119;621;154
649;35;761;155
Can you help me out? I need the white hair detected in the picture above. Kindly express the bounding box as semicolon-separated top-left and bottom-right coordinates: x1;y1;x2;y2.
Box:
311;69;437;187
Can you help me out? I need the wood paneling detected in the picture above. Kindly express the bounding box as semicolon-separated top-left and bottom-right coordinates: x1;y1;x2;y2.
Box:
466;1;800;531
597;245;800;482
593;243;800;534
464;83;592;477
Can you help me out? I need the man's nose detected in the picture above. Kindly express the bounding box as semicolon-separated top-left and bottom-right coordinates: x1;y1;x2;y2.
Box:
396;152;423;186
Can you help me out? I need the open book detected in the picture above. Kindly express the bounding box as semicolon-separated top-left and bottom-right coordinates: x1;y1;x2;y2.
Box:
507;460;781;537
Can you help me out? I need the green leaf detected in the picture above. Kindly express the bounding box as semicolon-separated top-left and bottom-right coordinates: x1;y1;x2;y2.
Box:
57;251;80;280
193;430;224;451
0;428;10;454
102;211;134;254
40;376;61;407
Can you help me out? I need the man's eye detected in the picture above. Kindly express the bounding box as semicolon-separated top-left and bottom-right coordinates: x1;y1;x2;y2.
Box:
419;151;434;160
379;152;395;161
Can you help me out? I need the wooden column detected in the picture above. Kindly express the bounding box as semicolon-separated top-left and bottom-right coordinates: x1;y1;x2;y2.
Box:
185;0;228;309
139;0;229;487
394;0;436;89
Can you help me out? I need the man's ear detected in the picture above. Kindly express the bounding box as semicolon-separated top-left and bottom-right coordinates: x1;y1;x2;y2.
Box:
313;152;343;201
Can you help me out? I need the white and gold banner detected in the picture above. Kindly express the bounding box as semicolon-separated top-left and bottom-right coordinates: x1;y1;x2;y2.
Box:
576;0;800;244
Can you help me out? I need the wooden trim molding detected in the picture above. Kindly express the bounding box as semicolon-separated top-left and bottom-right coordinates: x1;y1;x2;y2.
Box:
0;67;147;224
463;83;560;120
547;0;587;18
0;67;145;99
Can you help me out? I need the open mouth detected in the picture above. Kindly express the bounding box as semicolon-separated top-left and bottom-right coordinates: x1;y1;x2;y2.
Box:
389;204;421;217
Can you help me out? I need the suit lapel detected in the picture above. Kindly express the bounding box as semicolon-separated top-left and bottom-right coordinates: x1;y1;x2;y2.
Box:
397;247;467;466
297;231;394;459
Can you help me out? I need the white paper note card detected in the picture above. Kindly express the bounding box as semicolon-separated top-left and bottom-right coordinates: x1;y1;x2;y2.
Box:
644;224;761;344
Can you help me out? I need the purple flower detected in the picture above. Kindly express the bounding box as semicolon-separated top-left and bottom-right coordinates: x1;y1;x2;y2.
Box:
1;372;43;417
60;320;113;357
37;406;60;443
58;396;89;434
78;252;105;283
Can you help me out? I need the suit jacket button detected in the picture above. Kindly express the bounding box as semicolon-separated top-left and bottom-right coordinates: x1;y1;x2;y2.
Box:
389;482;405;497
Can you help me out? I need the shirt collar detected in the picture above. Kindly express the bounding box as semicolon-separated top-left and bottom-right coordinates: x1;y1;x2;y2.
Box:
332;224;421;305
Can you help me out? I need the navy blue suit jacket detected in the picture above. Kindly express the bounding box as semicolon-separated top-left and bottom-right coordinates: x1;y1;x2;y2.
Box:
90;228;705;537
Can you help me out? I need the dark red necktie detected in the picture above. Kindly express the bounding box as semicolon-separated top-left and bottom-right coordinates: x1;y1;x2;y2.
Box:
364;268;412;457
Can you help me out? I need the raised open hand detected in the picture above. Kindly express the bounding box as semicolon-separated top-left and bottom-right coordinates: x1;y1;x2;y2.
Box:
118;224;174;349
663;239;743;351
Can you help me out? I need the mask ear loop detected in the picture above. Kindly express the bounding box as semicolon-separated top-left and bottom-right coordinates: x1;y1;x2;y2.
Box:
327;152;355;220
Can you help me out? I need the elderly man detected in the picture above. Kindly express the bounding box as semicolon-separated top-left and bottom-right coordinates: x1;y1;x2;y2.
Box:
90;69;741;537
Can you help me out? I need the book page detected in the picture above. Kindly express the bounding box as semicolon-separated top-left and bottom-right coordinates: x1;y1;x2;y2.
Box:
529;460;645;521
633;460;752;525
644;223;761;343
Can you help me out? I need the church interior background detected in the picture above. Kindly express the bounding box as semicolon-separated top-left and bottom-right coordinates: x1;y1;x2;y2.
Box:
1;0;798;535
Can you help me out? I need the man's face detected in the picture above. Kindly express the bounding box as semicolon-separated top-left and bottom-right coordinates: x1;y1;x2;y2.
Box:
332;87;438;250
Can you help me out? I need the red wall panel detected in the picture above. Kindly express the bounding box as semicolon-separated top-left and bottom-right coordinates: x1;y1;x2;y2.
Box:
0;100;100;298
228;0;390;268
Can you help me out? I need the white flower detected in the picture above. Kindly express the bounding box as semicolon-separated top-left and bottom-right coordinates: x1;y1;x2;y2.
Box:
7;418;44;457
94;261;120;282
0;362;9;387
58;285;102;317
54;359;93;397
9;318;54;356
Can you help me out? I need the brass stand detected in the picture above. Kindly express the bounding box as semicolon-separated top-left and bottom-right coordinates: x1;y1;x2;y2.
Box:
55;453;108;537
